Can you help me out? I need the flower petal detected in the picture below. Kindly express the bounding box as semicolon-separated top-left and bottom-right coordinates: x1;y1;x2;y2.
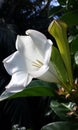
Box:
29;64;49;78
39;68;59;83
26;29;53;63
16;30;53;65
16;35;43;62
16;35;44;72
44;39;53;64
0;91;14;101
38;62;59;83
3;51;26;75
5;71;32;93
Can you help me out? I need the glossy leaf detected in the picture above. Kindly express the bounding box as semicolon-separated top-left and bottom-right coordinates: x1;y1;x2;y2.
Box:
48;20;73;86
49;6;63;18
58;0;66;5
51;46;67;83
50;100;76;120
74;52;78;65
71;35;78;54
41;121;78;130
10;80;56;98
60;10;78;26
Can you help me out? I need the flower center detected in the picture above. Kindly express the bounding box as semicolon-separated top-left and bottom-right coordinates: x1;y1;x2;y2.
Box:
32;60;43;68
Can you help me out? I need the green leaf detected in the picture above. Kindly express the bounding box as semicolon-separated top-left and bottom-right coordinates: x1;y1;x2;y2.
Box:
74;51;78;65
71;35;78;54
58;0;66;5
41;121;78;130
27;129;32;130
51;46;67;83
10;80;56;98
50;100;76;120
49;6;63;18
48;20;73;86
60;10;78;26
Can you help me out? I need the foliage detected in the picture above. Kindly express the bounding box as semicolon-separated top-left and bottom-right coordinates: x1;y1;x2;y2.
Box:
10;80;55;98
41;121;78;130
41;0;78;129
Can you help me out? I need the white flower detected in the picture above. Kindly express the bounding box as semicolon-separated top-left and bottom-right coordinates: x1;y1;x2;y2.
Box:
0;29;59;100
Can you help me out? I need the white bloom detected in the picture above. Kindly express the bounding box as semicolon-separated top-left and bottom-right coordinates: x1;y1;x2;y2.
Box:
0;29;59;100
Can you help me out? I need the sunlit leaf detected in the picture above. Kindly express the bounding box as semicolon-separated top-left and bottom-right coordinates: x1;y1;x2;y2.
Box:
48;20;73;86
51;46;67;83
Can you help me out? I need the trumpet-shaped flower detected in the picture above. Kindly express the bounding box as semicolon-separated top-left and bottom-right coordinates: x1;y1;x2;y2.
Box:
0;29;59;100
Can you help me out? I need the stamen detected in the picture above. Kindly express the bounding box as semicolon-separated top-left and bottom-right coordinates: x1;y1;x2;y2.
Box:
32;59;43;68
36;60;43;65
